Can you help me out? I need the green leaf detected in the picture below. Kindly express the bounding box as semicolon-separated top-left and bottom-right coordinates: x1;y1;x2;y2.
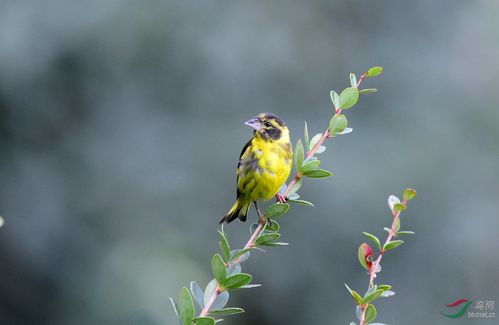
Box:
209;307;245;315
358;243;372;271
300;159;321;174
383;240;404;251
366;66;383;77
397;230;415;236
255;233;280;245
359;88;378;94
265;220;280;232
345;283;363;305
218;227;231;261
294;139;304;173
190;281;204;308
339;87;359;109
363;289;384;304
212;254;227;284
193;317;215;325
302;169;333;178
309;133;323;152
222;273;252;289
330;90;340;109
286;178;302;196
403;188;417;201
377;284;392;291
362;232;381;251
364;304;377;323
393;217;400;232
304;121;310;152
264;203;289;219
393;203;406;212
329;114;348;134
230;249;251;262
350;73;357;87
288;199;315;207
179;287;195;325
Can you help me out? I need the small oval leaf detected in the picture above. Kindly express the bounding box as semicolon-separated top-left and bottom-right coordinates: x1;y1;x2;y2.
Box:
222;273;252;289
364;304;377;323
383;240;404;251
329;114;348;135
366;66;383;77
403;188;417;201
358;243;373;271
302;169;333;178
211;254;227;284
211;291;229;310
330;90;340;109
209;307;245;315
255;233;280;245
362;232;381;251
193;317;215;325
339;87;359;109
309;133;323;152
190;281;204;308
294;139;304;173
264;203;290;219
300;159;321;174
179;287;195;325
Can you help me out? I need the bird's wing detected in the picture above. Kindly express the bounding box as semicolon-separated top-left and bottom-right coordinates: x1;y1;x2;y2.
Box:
236;138;254;197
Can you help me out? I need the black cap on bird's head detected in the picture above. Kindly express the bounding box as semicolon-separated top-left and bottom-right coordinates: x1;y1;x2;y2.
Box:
244;112;287;140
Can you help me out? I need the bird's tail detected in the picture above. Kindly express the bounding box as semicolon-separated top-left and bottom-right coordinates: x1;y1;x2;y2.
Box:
219;199;251;224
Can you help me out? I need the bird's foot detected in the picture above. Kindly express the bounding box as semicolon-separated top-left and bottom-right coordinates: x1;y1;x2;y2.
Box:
276;193;287;203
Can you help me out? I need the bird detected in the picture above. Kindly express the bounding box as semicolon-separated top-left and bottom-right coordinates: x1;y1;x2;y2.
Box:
220;112;293;224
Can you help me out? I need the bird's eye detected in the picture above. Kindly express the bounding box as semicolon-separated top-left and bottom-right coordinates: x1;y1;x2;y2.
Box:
265;122;272;127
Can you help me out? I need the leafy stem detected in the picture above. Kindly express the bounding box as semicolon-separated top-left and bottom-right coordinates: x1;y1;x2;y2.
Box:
171;66;384;325
348;188;417;325
199;220;267;318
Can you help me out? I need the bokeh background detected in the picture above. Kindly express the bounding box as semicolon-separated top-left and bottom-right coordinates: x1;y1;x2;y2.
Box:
1;0;498;324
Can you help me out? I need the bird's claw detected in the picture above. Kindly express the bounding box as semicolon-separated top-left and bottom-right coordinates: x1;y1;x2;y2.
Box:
276;193;287;203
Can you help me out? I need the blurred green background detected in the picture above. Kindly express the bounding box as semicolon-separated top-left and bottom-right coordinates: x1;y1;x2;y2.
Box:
1;0;498;324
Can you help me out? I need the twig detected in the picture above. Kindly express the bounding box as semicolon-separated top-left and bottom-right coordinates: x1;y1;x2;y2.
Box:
198;76;368;321
359;199;408;325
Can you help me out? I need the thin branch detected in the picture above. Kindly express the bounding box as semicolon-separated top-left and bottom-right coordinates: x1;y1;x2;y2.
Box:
199;220;266;317
198;75;367;322
360;199;408;325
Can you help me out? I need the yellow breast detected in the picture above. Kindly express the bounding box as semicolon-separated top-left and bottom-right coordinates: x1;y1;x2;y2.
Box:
237;129;292;201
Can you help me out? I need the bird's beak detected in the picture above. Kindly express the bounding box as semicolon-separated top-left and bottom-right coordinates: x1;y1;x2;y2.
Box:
244;117;262;132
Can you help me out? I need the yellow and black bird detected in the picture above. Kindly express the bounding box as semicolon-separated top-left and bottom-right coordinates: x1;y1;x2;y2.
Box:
220;113;293;224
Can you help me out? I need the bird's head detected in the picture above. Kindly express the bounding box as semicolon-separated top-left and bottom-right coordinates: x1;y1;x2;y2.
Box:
245;112;288;141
